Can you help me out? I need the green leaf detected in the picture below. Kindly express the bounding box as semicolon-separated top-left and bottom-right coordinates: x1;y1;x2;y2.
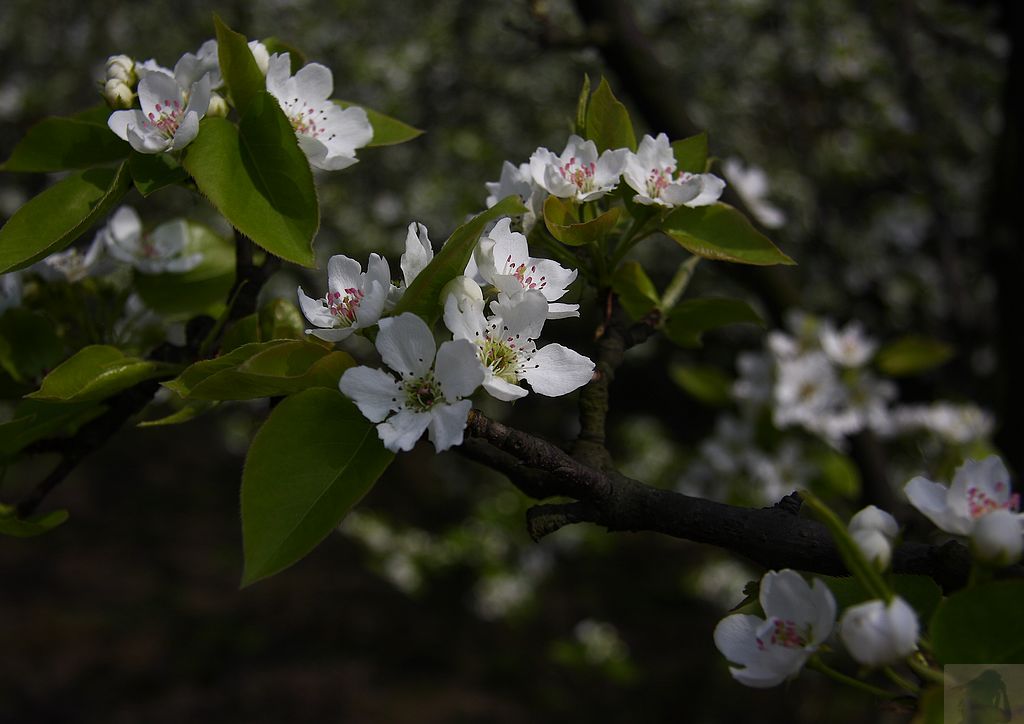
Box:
663;298;763;348
220;313;260;352
28;345;174;403
165;340;350;400
128;151;189;196
662;203;795;266
183;114;317;267
669;364;732;406
876;336;953;377
672;132;709;174
931;581;1024;664
391;195;527;323
134;221;235;318
214;15;267;114
585;78;636;152
241;388;394;585
0;508;69;537
336;101;423;147
543;196;622;247
0;162;131;274
575;74;591;137
0;400;105;458
164;340;290;397
1;115;130;172
137;400;218;427
810;448;861;499
0;308;64;382
611;261;659;320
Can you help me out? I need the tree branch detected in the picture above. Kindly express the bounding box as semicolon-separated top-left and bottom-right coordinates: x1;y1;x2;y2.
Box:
466;410;1018;592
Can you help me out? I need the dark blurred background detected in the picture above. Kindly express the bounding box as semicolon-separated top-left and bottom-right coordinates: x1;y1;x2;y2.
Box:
0;1;1017;721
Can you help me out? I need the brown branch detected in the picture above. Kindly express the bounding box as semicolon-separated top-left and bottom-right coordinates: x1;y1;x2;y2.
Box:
466;410;1019;593
575;298;659;468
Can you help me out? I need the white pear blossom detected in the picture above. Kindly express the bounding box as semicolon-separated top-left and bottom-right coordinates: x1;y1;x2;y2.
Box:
266;52;373;171
890;402;994;444
529;134;627;202
623;133;725;208
107;71;211;153
851;529;893;571
839;597;919;666
298;253;391;343
904;456;1022;540
849;505;899;539
99;207;202;274
485;160;545;233
444;289;594;401
722;157;787;229
172;39;221;89
474;217;579;319
819;320;877;368
339;313;484;452
713;569;836;688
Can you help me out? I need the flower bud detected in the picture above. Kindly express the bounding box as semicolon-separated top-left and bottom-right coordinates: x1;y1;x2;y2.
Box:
849;505;899;539
839;597;919;667
440;275;484;307
970;509;1023;566
851;528;892;571
103;79;135;110
206;92;229;118
105;54;136;86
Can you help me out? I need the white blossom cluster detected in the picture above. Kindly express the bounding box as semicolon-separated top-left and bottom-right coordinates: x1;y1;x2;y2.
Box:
299;217;595;453
484;133;725;234
103;40;372;170
678;311;994;505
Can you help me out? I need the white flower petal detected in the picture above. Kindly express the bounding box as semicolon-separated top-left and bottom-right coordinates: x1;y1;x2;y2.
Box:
327;254;363;295
297;286;334;328
401;222;433;287
307;327;355;343
377;409;432;452
427;399;473;451
760;570;816;626
444;293;487;343
107;109;142;143
482;376;528;401
339;366;402;423
434;339;484;401
168;111;200;150
521;343;594;397
376;313;436;379
293;62;333;102
905;475;970;535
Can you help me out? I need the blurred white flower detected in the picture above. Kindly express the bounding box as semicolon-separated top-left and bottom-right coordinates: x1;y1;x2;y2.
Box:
839;597;918;666
722;157;787;228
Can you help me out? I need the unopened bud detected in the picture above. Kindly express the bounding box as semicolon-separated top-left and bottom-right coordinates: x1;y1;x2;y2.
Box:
206;92;229;118
103;79;134;110
105;54;136;86
440;275;484;307
970;509;1023;566
839;597;919;667
849;505;899;540
851;528;892;571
